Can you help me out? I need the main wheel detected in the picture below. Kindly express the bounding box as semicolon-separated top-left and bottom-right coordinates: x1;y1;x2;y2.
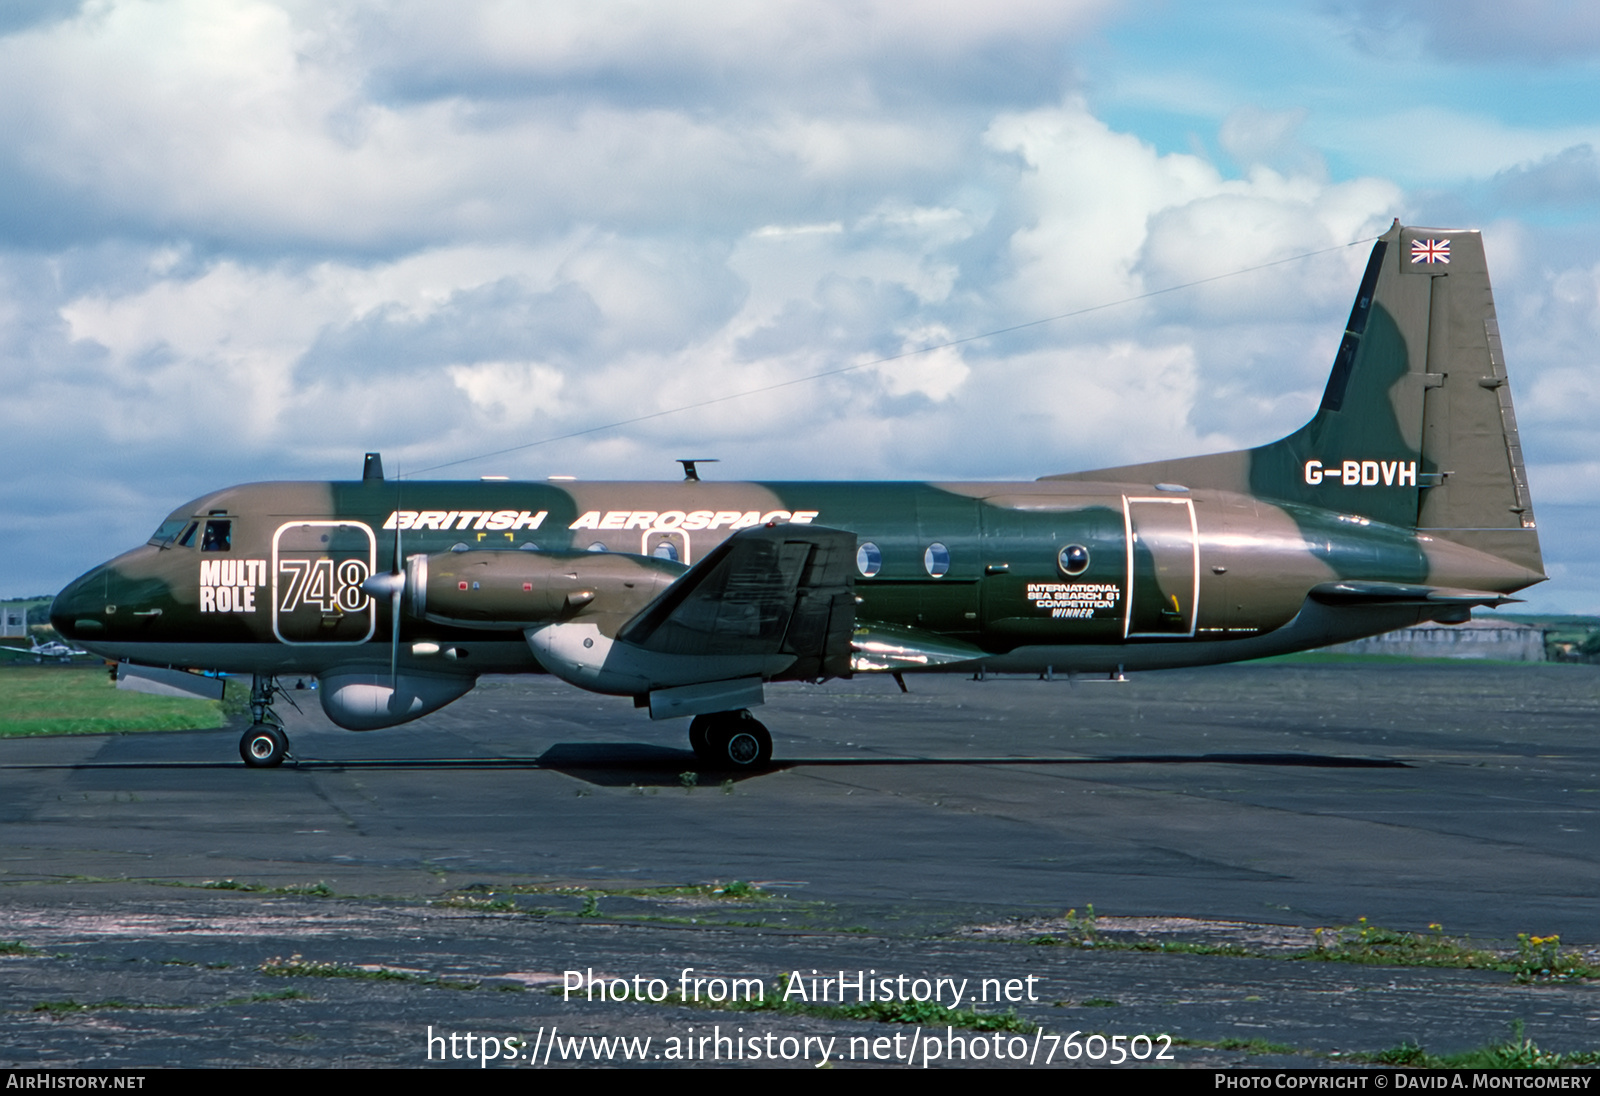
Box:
704;711;772;769
239;724;289;768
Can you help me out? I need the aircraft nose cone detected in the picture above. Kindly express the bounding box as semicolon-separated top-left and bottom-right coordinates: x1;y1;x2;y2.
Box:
51;569;106;641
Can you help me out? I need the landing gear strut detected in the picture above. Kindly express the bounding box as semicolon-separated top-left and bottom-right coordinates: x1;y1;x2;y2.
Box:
688;709;773;769
239;674;292;768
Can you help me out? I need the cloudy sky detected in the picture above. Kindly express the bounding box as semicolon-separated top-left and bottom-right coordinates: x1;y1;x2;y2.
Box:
3;0;1598;612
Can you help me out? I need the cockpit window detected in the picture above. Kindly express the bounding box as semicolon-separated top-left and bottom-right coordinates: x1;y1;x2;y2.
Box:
177;522;198;547
148;518;192;547
201;520;232;552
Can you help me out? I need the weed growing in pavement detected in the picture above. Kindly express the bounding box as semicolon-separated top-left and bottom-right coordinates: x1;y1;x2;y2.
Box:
1511;933;1595;983
1359;1022;1600;1069
1298;918;1600;982
197;879;334;897
32;999;184;1015
260;954;478;990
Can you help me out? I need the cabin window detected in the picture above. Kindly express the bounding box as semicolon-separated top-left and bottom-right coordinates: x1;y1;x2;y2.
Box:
652;541;680;562
587;542;608;552
201;520;232;552
856;542;882;577
1058;544;1090;576
923;542;950;577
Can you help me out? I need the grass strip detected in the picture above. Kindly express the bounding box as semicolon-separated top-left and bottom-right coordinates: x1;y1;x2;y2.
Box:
0;666;227;737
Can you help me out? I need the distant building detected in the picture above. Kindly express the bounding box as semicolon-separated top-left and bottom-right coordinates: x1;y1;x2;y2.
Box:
0;609;24;638
1325;620;1547;661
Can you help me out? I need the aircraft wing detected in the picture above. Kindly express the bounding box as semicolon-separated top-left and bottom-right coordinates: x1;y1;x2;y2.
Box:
617;523;857;679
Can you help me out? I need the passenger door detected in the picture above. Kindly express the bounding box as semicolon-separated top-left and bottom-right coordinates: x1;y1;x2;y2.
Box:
1124;497;1198;638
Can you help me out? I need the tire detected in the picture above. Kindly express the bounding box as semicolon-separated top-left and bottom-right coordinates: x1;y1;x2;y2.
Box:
239;724;289;768
705;711;772;769
688;714;716;763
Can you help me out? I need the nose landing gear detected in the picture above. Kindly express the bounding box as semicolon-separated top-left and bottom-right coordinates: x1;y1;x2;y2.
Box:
688;709;773;769
239;674;293;768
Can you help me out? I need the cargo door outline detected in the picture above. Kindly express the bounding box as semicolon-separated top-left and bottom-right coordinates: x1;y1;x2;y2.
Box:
1123;497;1199;639
271;521;377;645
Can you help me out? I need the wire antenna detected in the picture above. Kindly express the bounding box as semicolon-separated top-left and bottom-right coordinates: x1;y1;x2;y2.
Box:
403;234;1380;479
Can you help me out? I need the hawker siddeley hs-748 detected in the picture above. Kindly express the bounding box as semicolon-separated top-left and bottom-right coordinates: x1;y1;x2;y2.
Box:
52;222;1545;768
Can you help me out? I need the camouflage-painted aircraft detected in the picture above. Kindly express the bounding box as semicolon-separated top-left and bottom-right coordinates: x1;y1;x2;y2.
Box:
51;222;1543;769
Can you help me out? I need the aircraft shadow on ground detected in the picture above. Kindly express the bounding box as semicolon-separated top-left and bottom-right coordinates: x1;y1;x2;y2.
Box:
367;744;1411;787
12;745;1408;787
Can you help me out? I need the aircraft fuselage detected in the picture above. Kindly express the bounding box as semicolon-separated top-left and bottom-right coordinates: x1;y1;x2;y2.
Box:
53;475;1532;682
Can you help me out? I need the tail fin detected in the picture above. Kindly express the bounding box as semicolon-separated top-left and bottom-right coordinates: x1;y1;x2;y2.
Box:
1044;221;1544;575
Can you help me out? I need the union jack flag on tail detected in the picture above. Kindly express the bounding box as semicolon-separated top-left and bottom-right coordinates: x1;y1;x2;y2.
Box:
1411;238;1450;264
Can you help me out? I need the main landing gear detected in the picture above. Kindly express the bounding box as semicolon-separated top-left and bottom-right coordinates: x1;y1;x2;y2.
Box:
688;709;773;769
239;674;292;768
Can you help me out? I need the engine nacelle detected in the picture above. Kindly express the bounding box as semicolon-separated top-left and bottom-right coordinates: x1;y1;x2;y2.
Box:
319;671;476;730
407;549;684;629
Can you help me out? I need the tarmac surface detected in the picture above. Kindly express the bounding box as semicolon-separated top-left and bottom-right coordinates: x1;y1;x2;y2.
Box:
3;659;1600;1068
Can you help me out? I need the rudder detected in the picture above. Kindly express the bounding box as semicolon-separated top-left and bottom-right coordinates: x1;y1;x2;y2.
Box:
1409;229;1541;573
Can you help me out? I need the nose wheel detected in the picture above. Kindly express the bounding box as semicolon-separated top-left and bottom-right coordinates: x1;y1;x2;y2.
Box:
239;674;296;767
239;724;290;767
688;710;772;769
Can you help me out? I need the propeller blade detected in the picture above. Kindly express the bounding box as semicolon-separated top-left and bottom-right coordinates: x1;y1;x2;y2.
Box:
390;481;403;688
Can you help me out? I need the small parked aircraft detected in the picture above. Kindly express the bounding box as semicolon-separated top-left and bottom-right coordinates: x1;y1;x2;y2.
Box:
0;636;91;663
